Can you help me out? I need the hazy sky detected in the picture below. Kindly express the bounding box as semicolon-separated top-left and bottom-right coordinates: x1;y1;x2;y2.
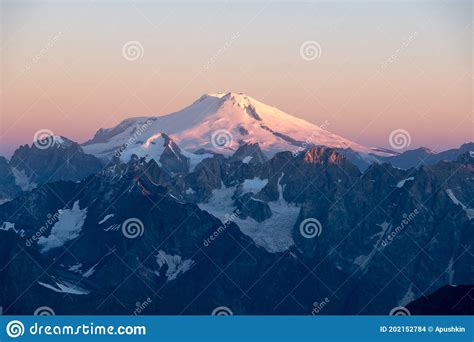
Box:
1;0;472;157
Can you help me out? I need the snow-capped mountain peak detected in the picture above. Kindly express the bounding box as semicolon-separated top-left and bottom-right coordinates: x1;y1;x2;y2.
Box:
82;92;373;160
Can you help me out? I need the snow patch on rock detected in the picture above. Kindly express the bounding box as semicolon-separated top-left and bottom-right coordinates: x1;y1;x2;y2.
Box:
198;174;299;253
98;214;114;224
12;168;36;191
83;263;98;278
38;279;89;295
185;187;195;195
0;221;25;237
68;263;82;273
398;284;416;306
38;201;87;253
0;198;12;205
241;177;268;194
446;189;474;220
156;250;194;281
242;156;253;164
396;177;414;188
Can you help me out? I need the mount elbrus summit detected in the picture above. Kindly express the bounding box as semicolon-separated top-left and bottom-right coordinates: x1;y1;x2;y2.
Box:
0;93;473;315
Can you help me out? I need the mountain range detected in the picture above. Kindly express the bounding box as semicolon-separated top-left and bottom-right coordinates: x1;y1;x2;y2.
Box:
1;93;472;205
0;92;472;315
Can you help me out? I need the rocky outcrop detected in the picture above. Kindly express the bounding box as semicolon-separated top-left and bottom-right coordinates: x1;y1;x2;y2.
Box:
229;143;267;165
9;136;103;187
156;133;190;174
0;157;21;203
303;146;346;165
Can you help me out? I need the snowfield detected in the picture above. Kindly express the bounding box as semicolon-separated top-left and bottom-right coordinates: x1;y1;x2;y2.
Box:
38;201;87;253
198;175;300;253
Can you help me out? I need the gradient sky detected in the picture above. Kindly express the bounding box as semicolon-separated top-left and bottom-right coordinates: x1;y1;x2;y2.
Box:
1;0;472;157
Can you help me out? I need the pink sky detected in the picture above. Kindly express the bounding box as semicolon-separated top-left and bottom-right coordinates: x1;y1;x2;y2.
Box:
1;0;472;157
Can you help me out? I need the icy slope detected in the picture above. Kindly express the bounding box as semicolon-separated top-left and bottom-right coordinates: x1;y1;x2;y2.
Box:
83;92;373;159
